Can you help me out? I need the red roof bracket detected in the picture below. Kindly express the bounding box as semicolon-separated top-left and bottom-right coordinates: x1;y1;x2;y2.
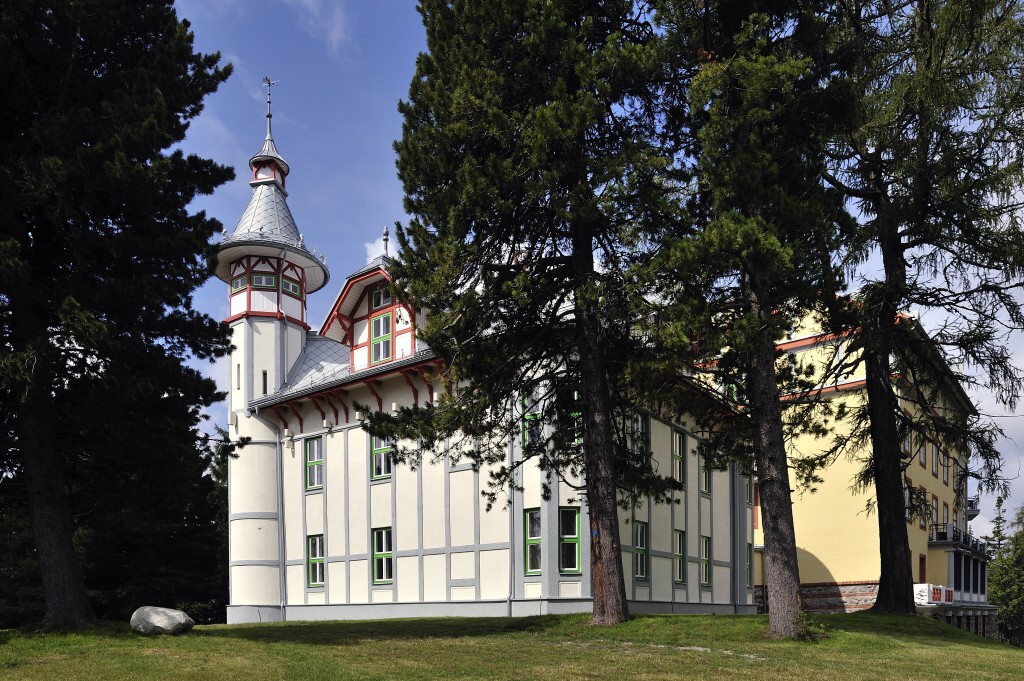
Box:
365;380;384;413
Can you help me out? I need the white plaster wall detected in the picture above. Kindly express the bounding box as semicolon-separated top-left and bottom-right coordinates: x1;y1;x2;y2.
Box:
230;294;246;316
328;562;347;603
396;462;419;552
352;345;368;372
558;582;581;598
523;458;542;510
324;431;346;558
230;323;245;409
252;319;278;392
652;556;673;601
307;591;326;605
480;549;509;600
449;470;475;547
370;483;391;529
231;565;280;605
230;519;279;562
283;443;303;562
349;560;368;603
286;564;305;605
229;446;278;515
450;586;475;601
395;332;414;360
371;590;393;603
450;551;474;580
479;470;509;545
354;318;369;345
524;582;541;598
282;295;302;321
347;428;368;555
305;493;324;536
713;565;729;602
286;324;305;378
423;554;446;601
713;480;732;562
397;556;419;601
251;289;278;313
421;458;445;549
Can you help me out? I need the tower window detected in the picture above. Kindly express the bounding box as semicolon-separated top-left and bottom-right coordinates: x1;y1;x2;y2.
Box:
251;273;276;289
236;363;240;390
262;370;268;395
371;313;392;364
282;277;302;297
371;285;392;310
230;275;247;293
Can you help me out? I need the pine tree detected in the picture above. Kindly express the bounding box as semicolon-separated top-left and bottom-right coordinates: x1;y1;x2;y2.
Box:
0;0;232;627
381;0;675;625
639;1;856;637
989;504;1024;646
821;0;1024;613
983;496;1008;557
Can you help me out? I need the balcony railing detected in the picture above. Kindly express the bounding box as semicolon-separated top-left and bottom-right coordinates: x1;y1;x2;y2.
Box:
929;523;987;555
966;495;981;521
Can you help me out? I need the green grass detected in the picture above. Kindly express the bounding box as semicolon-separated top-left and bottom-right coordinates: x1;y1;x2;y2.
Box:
0;612;1020;680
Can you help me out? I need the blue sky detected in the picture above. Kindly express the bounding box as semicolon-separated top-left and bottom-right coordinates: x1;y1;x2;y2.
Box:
174;0;1021;532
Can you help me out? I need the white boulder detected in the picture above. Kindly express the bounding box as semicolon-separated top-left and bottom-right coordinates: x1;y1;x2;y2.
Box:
130;606;195;636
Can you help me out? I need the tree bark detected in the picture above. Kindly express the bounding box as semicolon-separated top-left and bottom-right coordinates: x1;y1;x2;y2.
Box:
18;360;97;628
746;275;802;637
575;222;629;626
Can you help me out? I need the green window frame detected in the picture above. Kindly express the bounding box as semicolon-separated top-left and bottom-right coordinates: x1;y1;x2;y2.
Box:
745;474;753;505
372;527;393;584
558;507;580;573
370;312;392;364
307;535;324;586
251;273;276;289
282;276;302;297
524;509;542;574
634;521;649;580
370;285;392;310
305;437;323;490
700;455;712;495
700;535;711;586
630;414;651;461
522;394;542;450
230;274;246;292
673;529;686;584
746;543;754;588
371;434;393;479
672;430;686;484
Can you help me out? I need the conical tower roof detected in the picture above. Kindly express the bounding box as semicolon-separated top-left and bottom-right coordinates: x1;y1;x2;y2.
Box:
213;80;329;293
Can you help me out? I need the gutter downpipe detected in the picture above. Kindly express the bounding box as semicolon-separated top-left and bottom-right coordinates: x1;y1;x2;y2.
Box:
254;408;288;620
507;427;515;618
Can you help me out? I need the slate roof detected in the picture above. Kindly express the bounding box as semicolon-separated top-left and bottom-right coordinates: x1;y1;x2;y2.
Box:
226;182;304;248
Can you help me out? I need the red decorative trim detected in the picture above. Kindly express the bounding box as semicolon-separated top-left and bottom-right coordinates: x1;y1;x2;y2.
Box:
753;483;760;530
776;329;856;352
780;378;866;401
401;370;419;406
309;395;327;422
366;380;383;413
287;403;304;433
319;269;391;336
319;393;339;424
330;390;350;423
271;406;289;429
223;310;311;330
418;368;434;404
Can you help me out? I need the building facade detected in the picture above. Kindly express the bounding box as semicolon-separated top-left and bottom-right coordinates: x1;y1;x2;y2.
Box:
217;110;755;624
752;323;994;635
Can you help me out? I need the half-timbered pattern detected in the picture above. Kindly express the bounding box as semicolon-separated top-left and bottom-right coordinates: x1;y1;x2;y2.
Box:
215;111;755;624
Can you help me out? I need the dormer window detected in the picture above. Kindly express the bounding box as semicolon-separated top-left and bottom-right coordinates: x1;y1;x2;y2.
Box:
282;277;302;297
371;313;392;364
252;273;276;289
371;285;392;311
230;275;247;293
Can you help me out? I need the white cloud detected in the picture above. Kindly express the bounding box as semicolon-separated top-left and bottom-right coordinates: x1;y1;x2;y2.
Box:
278;0;349;54
365;234;387;262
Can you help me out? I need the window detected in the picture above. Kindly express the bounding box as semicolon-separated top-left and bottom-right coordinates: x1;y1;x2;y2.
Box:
931;495;939;529
371;285;392;310
262;370;268;395
282;277;302;297
230;275;246;292
745;474;753;505
942;453;949;486
305;437;323;490
700;536;712;586
558;508;580;573
905;478;912;523
943;503;949;526
917;436;926;467
747;543;754;589
307;535;324;586
634;521;649;580
902;430;913;457
931;443;939;477
672;430;686;484
673;530;686;584
630;414;651;462
251;273;276;289
522;393;542;450
370;312;392;364
371;434;393;479
525;509;541;574
953;506;959;532
700;455;712;494
235;363;240;390
372;528;393;583
919;486;927;528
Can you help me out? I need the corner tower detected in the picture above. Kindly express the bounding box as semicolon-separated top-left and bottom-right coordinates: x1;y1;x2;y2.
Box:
214;79;329;620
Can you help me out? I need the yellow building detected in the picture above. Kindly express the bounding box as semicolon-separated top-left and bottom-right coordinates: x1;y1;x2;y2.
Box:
752;321;994;634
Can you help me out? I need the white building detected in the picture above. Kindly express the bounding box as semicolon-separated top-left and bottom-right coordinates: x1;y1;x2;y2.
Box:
216;107;756;624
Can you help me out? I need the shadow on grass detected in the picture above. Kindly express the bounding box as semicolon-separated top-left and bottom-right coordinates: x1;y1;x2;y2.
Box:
195;614;572;647
812;611;1007;647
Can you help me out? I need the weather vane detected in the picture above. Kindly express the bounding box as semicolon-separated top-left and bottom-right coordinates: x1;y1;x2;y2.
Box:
262;76;277;135
383;225;390;257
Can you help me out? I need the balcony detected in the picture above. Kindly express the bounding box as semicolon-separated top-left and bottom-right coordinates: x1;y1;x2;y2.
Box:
966;495;980;521
929;523;987;556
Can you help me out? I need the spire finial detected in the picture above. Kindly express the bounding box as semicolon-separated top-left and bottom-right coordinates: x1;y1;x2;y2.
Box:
383;226;390;257
262;76;277;138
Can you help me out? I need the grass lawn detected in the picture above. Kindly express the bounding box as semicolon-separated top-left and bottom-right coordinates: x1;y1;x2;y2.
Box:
0;612;1020;680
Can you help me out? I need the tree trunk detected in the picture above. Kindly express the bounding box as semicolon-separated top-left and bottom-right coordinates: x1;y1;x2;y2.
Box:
746;276;801;637
865;333;916;613
575;223;629;626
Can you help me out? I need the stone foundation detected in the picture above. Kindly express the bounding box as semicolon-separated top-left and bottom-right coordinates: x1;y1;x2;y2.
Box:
800;581;879;613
